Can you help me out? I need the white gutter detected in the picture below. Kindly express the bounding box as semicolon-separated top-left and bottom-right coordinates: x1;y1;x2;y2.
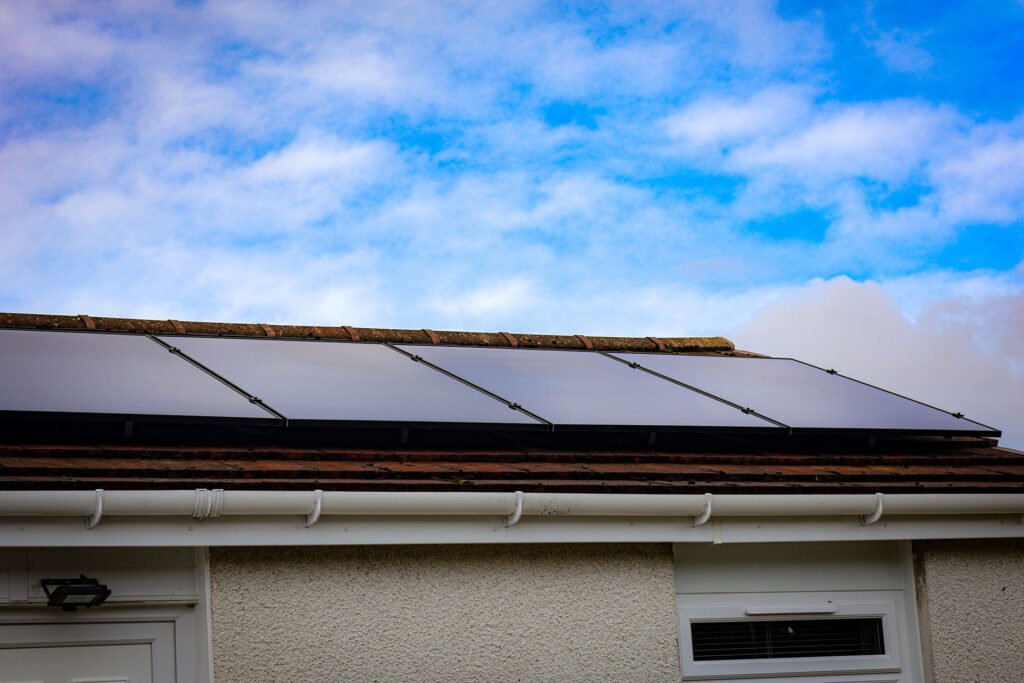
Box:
2;490;1024;528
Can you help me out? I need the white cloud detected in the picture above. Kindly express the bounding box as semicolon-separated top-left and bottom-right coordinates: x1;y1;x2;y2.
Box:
679;0;828;69
245;135;396;184
734;100;955;183
0;2;118;83
431;278;540;323
869;31;934;73
934;134;1024;224
664;87;811;146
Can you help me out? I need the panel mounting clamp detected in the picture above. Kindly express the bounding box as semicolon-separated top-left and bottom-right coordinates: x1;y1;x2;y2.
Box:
691;493;713;527
85;489;103;529
167;319;187;334
861;492;884;526
576;334;594;350
343;325;360;341
422;329;440;344
499;331;518;348
258;323;276;338
305;489;324;527
79;314;96;331
504;491;524;527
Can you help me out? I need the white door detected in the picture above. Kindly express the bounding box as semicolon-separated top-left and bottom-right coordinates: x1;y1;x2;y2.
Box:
0;622;175;683
0;642;153;683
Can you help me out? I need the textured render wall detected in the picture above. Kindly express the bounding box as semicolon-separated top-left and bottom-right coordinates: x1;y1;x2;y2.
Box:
915;539;1024;683
210;544;681;682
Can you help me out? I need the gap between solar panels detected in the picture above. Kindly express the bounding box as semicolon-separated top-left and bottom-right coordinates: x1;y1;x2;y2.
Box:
145;335;288;424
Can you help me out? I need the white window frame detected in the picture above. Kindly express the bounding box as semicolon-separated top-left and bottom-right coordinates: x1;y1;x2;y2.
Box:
678;590;906;681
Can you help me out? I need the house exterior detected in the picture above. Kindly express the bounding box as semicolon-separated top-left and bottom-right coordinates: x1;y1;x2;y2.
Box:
0;312;1022;682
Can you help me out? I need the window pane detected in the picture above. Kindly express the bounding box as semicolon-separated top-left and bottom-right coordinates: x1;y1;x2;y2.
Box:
691;618;884;661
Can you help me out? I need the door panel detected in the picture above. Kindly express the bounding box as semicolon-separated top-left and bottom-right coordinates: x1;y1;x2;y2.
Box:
0;622;174;683
0;643;153;683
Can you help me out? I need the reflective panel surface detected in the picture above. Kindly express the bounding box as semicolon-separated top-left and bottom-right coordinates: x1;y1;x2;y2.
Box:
163;336;536;424
399;345;775;428
613;353;992;432
0;329;269;418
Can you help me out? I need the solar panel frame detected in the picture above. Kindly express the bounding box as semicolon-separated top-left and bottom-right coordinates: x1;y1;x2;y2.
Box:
610;351;1000;436
0;328;278;423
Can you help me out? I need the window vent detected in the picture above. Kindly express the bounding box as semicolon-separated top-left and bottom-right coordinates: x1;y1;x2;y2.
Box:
691;618;885;661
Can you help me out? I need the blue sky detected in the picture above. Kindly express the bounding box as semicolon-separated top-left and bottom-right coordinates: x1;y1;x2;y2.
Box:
1;1;1022;444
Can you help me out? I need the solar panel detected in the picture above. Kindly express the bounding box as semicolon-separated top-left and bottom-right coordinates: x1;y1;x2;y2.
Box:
612;353;995;433
397;345;777;429
0;329;270;419
160;336;539;425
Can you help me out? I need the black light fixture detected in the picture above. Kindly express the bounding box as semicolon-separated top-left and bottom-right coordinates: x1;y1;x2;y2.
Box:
41;575;111;612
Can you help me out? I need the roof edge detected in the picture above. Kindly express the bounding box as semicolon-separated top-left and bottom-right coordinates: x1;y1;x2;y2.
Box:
0;312;740;354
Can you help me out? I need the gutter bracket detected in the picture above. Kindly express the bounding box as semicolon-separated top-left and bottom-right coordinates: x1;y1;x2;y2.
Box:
504;491;524;527
861;492;885;526
305;490;324;528
691;493;713;527
85;489;104;530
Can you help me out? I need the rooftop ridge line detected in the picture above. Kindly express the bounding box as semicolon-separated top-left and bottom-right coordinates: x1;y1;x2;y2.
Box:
0;312;742;355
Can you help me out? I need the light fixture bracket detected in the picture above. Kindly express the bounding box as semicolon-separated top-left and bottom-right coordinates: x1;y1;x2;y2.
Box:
41;575;111;612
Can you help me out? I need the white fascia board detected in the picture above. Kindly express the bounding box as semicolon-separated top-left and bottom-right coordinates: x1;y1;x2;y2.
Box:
2;513;1024;548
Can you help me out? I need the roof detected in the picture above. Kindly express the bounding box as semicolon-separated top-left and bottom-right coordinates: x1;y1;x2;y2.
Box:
1;439;1021;494
0;312;742;354
0;311;1016;495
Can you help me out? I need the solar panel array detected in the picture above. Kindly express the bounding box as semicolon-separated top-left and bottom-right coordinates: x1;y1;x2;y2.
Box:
0;328;998;435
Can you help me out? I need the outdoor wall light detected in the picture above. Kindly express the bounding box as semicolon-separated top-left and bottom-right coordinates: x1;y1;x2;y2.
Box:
41;575;111;612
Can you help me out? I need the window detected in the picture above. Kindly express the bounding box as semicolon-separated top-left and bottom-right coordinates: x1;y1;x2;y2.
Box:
678;592;903;680
691;616;885;661
673;541;923;682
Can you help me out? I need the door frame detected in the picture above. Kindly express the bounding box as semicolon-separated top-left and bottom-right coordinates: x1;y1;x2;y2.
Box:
0;605;193;683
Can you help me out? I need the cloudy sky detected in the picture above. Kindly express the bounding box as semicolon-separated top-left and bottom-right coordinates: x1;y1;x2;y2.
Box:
1;1;1022;446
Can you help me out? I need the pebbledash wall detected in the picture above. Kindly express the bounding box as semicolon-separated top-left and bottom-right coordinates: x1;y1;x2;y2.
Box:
207;540;1024;682
915;538;1024;683
208;544;682;682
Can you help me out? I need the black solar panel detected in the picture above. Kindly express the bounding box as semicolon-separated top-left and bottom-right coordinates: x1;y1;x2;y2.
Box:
612;353;996;434
161;336;540;425
398;345;778;429
0;329;270;419
1;328;996;436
